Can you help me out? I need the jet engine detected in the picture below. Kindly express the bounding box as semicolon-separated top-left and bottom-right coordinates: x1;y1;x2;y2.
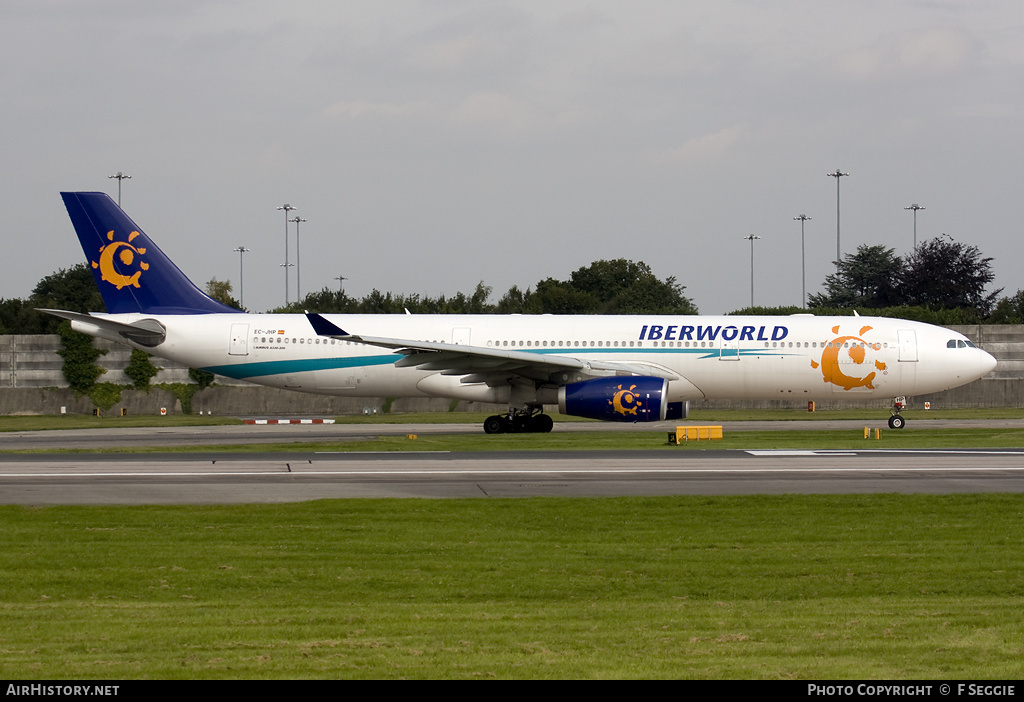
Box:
558;376;673;422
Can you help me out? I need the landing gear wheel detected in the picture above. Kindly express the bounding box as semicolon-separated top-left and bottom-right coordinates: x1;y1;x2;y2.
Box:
483;412;552;434
888;414;906;430
531;414;554;433
483;416;506;434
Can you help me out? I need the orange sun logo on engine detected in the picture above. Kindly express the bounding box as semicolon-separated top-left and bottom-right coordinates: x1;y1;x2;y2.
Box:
92;230;149;290
609;384;642;416
811;324;888;391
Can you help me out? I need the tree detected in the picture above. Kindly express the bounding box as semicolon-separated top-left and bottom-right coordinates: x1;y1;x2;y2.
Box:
205;278;242;310
568;259;696;314
444;282;493;314
989;289;1024;324
528;278;601;314
124;349;161;389
808;245;904;309
188;367;215;389
1;264;107;334
56;321;105;393
0;297;51;334
495;285;530;314
32;263;105;313
521;260;697;315
901;237;1001;316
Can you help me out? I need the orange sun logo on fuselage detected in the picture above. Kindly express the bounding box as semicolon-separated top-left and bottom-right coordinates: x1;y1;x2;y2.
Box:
810;324;888;391
92;230;149;290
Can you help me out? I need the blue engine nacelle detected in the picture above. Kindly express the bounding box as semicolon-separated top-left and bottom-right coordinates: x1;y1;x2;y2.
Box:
558;376;669;422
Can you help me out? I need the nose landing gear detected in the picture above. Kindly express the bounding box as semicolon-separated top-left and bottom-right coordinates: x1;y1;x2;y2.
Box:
888;396;907;429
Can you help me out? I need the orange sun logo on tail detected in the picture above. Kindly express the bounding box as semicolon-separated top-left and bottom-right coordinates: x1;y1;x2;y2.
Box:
811;324;888;391
92;230;149;290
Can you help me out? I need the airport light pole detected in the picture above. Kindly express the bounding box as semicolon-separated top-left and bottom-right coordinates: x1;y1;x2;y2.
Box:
334;275;347;294
291;216;307;302
233;246;250;309
827;169;848;269
904;204;925;249
743;235;762;308
108;172;131;206
277;204;296;304
279;261;294;304
794;214;811;308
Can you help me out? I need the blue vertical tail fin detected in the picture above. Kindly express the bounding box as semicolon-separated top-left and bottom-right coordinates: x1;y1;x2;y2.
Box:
61;192;240;314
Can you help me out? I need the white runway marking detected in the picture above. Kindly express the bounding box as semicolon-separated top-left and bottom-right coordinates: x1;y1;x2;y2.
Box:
745;450;857;456
746;449;1024;456
6;466;1024;479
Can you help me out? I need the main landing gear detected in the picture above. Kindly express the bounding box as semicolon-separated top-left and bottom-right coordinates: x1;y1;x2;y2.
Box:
888;396;907;430
483;408;554;434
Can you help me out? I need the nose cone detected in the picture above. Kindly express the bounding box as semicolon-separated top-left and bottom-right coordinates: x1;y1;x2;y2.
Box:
958;347;997;384
976;348;998;378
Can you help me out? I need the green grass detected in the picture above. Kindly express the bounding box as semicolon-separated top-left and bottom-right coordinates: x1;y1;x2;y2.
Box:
305;426;1024;452
688;407;1024;421
1;495;1022;679
0;414;241;432
5;408;1024;456
14;427;1024;455
3;407;1024;433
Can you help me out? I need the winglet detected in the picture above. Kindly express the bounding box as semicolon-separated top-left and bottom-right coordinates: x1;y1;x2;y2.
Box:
306;313;349;337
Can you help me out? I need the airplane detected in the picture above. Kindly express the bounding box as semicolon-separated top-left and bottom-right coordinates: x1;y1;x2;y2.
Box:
44;191;997;433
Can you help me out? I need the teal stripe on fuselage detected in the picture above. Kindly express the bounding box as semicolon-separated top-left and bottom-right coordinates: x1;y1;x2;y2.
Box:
202;347;794;380
202;354;397;380
527;347;793;360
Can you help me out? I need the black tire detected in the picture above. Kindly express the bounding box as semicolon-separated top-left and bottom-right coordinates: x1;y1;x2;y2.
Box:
531;415;554;433
888;414;906;430
483;416;505;434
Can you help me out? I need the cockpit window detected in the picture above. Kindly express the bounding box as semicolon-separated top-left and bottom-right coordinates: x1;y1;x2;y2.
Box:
948;339;979;349
947;340;957;348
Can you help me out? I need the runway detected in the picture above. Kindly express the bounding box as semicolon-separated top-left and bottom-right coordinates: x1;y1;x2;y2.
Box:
3;421;1024;502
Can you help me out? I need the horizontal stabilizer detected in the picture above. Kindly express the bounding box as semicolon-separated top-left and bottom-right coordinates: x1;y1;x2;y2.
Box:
39;309;166;347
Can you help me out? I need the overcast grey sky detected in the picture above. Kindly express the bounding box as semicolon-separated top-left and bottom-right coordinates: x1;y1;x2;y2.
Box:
3;1;1023;314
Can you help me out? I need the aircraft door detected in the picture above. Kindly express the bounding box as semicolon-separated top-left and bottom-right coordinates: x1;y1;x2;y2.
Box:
452;327;471;346
229;323;249;356
897;330;918;362
720;340;739;360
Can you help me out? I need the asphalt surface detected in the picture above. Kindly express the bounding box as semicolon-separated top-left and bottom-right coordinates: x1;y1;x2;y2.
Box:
2;419;1024;503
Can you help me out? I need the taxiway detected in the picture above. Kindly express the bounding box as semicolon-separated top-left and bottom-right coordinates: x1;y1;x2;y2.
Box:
2;419;1024;502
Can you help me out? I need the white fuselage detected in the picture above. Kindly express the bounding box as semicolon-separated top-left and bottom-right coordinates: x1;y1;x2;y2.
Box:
72;312;997;407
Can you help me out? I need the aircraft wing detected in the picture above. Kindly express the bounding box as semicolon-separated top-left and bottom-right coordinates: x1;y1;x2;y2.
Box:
306;313;678;384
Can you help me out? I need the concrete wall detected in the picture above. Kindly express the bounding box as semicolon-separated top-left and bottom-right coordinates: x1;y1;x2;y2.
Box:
0;386;504;417
0;335;194;388
2;325;1022;415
